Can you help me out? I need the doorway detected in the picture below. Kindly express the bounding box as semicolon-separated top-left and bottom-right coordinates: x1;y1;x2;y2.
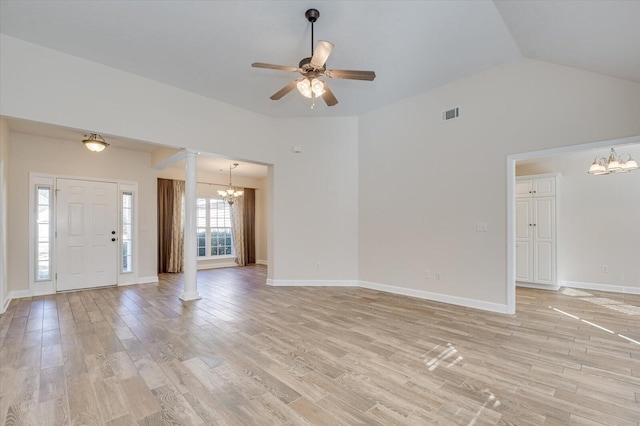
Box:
56;178;119;291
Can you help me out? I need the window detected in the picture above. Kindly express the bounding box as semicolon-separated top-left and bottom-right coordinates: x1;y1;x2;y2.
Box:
121;191;133;273
35;185;52;281
197;197;233;257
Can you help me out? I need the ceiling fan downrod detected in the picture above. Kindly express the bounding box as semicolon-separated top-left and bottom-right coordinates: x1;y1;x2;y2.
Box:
305;9;320;57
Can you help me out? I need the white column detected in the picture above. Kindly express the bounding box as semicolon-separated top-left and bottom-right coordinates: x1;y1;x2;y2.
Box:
180;150;202;301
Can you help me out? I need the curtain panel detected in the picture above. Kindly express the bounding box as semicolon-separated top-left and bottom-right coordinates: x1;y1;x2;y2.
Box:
231;188;256;266
157;178;185;273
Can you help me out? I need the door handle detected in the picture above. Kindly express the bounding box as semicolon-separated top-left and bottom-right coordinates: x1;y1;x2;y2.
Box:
112;231;116;235
112;237;117;242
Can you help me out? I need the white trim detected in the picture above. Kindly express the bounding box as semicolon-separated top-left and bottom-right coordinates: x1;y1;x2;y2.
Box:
266;279;358;287
256;259;268;266
516;281;561;291
137;276;159;284
507;134;640;315
560;280;640;295
1;297;9;314
359;280;509;314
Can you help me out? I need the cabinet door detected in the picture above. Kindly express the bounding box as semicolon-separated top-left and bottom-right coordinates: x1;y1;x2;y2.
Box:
516;179;533;198
533;177;555;197
533;197;555;285
515;198;533;282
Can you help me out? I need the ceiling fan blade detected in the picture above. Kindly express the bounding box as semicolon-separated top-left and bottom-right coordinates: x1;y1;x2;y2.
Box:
310;40;334;68
321;83;338;107
325;69;376;81
270;80;299;100
252;62;299;72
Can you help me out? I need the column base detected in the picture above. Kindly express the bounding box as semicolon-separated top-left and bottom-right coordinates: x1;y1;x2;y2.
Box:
179;292;202;302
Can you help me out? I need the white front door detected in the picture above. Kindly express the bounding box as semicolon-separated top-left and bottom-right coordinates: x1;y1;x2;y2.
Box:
56;178;118;291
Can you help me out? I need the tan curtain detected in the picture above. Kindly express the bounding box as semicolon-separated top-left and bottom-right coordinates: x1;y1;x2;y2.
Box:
242;188;256;264
230;194;246;266
158;178;185;273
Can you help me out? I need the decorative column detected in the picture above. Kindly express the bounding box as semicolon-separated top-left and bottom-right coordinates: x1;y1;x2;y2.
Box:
180;150;202;301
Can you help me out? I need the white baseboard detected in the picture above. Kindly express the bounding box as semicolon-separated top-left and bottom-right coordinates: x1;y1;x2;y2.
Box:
197;262;237;270
137;276;159;284
2;289;31;313
266;279;358;287
256;259;268;266
560;280;640;295
516;281;561;291
1;295;10;314
359;280;509;314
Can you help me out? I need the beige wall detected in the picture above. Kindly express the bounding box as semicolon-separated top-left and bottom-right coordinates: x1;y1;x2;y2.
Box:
7;132;158;293
359;59;640;308
517;146;640;292
0;118;9;310
157;166;268;266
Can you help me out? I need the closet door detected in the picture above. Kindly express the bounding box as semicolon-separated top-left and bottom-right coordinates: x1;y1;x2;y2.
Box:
515;198;533;282
533;197;555;285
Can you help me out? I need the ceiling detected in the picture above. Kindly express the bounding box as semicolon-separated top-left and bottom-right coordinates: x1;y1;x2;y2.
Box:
2;1;637;118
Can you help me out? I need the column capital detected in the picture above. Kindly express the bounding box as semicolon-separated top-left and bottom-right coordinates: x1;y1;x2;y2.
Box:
182;149;199;158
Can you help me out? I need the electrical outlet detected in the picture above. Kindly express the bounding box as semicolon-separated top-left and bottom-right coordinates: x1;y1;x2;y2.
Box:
436;273;442;280
424;270;431;279
602;265;609;273
476;222;488;232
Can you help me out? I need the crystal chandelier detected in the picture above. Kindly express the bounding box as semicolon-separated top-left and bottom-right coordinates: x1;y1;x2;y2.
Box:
587;148;639;175
218;163;244;205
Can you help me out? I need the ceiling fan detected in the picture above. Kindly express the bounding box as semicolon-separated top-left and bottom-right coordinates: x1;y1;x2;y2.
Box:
251;8;376;107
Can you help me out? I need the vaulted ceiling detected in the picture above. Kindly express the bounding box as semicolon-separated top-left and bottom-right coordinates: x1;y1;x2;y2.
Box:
1;1;639;118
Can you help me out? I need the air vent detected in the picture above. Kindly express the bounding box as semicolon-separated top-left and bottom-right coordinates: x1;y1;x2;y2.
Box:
442;107;460;121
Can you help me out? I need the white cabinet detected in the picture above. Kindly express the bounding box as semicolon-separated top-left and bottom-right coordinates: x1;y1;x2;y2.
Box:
516;176;556;286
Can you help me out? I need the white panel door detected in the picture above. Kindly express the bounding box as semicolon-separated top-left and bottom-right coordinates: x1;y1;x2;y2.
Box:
56;179;118;291
533;197;555;285
515;198;533;282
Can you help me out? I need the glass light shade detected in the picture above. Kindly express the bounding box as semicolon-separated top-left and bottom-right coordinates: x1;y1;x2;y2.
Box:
83;141;108;152
622;158;639;170
311;78;325;96
82;134;109;152
217;190;227;197
607;160;622;172
227;188;234;195
296;79;312;98
588;159;606;174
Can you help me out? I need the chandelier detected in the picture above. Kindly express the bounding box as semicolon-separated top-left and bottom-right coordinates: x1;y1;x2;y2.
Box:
82;133;109;152
587;148;639;175
218;163;244;205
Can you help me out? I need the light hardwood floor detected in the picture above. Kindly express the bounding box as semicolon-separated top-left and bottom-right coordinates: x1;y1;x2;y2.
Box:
1;265;639;425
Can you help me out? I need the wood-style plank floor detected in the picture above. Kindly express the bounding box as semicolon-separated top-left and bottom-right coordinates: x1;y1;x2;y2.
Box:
1;265;639;425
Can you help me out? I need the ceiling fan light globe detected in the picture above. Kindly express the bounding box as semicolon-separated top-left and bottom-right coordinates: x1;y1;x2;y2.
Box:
311;78;325;96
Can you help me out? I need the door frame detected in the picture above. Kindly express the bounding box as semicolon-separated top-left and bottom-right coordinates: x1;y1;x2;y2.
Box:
28;172;139;296
506;134;640;314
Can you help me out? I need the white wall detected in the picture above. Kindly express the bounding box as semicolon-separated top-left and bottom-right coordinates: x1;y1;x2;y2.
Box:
270;117;359;282
517;146;640;292
157;166;268;268
359;59;640;310
0;118;9;312
0;35;360;288
7;132;158;293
